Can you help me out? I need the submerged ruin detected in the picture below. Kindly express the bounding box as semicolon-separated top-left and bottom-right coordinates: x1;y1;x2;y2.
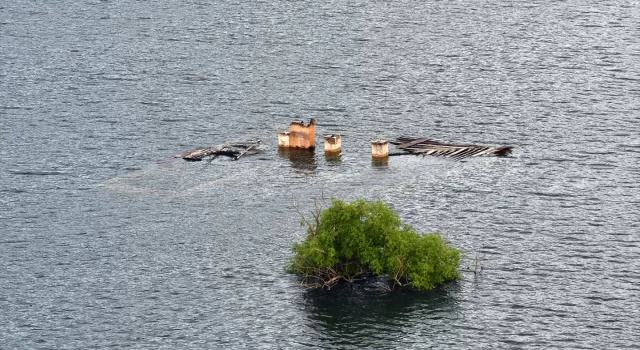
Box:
391;137;513;160
178;120;514;165
180;140;261;161
279;119;317;150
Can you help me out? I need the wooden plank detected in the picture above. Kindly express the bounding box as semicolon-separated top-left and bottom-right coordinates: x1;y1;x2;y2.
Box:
397;138;431;149
449;147;471;158
234;142;259;160
395;136;514;159
451;148;476;159
469;147;492;157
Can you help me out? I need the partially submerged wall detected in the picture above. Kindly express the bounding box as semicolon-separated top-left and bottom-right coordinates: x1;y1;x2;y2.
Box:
289;119;316;150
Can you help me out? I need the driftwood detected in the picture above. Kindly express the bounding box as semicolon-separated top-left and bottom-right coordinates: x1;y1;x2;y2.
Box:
390;137;513;160
180;140;261;161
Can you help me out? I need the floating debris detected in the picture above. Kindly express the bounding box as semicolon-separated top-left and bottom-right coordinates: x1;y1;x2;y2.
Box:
390;137;513;160
180;140;261;162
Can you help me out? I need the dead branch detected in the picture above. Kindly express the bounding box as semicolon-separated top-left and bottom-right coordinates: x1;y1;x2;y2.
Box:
293;200;317;236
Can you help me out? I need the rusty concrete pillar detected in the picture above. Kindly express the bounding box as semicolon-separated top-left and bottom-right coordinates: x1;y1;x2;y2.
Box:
323;134;341;153
371;140;389;158
278;131;290;148
289;119;316;150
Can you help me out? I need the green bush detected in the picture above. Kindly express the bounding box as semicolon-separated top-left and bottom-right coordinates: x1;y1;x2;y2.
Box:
287;198;461;291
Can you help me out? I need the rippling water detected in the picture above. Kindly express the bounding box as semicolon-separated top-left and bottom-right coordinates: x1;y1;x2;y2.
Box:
1;0;639;348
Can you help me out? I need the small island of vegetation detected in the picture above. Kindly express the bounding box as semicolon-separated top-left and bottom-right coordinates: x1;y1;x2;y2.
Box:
287;198;461;291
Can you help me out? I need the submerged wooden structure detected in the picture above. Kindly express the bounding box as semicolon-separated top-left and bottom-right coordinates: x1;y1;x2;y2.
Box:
391;137;513;160
180;140;261;161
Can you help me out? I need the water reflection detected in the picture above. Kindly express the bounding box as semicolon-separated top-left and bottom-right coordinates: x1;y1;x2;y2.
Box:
371;157;389;168
324;152;342;166
301;283;459;348
278;147;317;173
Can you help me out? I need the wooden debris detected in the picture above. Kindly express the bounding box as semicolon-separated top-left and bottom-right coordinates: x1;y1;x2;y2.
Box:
391;137;513;160
180;140;261;162
233;142;259;160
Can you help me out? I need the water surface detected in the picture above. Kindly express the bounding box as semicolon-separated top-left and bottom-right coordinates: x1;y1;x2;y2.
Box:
1;0;639;348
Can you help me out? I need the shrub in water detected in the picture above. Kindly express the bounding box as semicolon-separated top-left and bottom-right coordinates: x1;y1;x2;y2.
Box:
287;198;461;291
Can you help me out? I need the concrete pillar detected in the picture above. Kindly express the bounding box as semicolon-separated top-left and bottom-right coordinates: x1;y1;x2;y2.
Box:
278;132;290;148
371;140;389;158
289;119;316;150
323;134;342;153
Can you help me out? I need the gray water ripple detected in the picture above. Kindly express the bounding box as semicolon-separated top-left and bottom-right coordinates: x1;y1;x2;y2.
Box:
2;0;640;348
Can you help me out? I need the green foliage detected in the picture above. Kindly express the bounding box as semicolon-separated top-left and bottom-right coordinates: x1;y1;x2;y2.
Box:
287;198;461;291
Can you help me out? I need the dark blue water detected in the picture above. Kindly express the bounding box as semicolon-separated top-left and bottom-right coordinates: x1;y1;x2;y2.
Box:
2;0;639;348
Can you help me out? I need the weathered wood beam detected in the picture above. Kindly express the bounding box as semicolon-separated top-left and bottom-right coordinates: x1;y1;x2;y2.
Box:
180;140;261;162
393;137;513;160
397;138;431;149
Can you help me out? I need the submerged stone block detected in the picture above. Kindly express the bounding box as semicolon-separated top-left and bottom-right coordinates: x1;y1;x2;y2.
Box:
278;131;290;148
323;134;342;153
371;140;389;158
289;119;316;150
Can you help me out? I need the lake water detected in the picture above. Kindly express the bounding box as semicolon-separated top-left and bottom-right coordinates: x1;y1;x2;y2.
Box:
1;0;639;348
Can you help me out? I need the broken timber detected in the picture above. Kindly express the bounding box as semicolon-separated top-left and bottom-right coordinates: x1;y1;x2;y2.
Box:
390;137;513;160
180;140;261;162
